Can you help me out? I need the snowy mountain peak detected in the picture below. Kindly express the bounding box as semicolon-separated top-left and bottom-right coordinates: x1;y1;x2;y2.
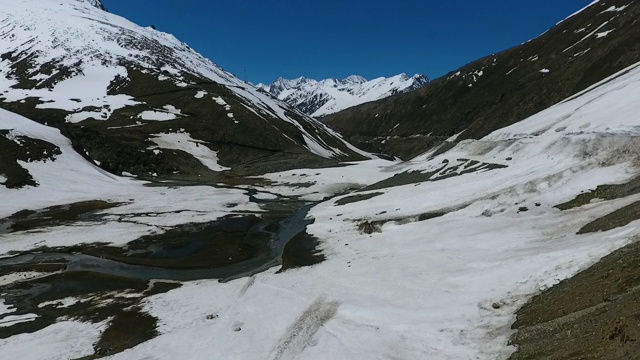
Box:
261;73;429;117
76;0;107;10
345;75;367;84
0;0;371;180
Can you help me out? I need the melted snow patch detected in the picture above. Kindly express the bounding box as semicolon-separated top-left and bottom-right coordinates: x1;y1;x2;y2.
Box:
0;299;15;316
596;29;615;38
0;272;48;286
38;297;80;309
195;90;207;99
540;68;550;74
0;313;38;328
601;5;629;13
573;48;591;57
2;62;138;120
162;105;182;114
138;111;178;121
564;21;610;53
150;132;229;172
0;174;6;184
65;110;110;123
160;66;180;76
0;320;107;359
212;96;232;111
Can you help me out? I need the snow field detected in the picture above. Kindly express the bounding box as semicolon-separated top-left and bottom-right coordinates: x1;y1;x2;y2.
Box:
100;61;640;359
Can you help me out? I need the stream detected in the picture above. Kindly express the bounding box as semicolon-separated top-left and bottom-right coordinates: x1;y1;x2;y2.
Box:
0;204;313;282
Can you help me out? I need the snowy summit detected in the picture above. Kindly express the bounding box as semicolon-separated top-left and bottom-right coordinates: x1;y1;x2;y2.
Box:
77;0;108;10
257;73;428;117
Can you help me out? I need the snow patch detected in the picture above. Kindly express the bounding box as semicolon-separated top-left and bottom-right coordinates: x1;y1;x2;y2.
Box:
0;272;50;287
138;111;178;121
573;48;591;57
0;314;38;328
38;297;81;309
162;105;182;114
0;320;107;359
563;21;610;53
601;5;629;13
0;300;15;316
149;132;229;172
595;29;615;38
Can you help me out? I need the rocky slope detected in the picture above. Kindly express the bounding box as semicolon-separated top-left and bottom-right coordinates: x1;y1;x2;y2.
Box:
324;0;640;159
0;0;369;188
257;73;428;117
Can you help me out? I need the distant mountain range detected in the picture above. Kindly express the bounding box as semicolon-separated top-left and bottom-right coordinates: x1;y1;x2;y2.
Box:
257;73;428;117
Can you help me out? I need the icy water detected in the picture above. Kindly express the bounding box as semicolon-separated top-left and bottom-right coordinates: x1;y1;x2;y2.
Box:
0;203;313;282
0;195;319;352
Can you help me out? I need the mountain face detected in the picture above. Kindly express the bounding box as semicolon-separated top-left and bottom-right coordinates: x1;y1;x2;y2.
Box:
257;73;428;118
324;0;640;160
0;0;368;187
82;0;108;10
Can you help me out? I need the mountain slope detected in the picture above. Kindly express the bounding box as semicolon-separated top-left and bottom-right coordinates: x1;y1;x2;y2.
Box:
324;0;640;159
0;0;369;185
258;73;428;117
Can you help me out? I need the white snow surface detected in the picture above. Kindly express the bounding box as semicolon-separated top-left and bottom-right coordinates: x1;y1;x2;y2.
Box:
138;110;179;121
0;0;358;159
0;313;38;328
0;300;15;316
100;61;640;359
0;320;108;360
261;73;428;117
149;132;230;172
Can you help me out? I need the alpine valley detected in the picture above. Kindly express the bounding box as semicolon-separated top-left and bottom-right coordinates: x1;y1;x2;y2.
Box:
1;1;640;359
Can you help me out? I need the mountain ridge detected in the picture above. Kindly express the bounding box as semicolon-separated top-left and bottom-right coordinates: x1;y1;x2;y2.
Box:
323;0;640;160
257;73;428;117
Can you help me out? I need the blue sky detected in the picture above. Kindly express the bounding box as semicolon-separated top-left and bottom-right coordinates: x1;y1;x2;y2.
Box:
101;1;594;85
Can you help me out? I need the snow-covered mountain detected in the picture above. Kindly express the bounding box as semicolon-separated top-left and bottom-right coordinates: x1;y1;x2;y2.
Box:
0;0;369;183
257;73;428;117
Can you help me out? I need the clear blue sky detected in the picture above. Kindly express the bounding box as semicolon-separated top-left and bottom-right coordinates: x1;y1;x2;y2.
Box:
101;0;594;85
